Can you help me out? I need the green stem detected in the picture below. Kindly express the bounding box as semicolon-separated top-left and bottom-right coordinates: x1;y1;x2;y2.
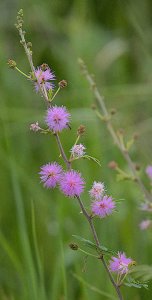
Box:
51;86;61;102
15;67;31;79
78;247;99;258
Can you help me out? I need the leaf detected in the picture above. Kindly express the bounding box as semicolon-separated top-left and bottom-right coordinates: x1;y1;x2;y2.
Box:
124;276;148;289
48;89;53;100
83;155;101;166
72;235;116;255
130;264;152;281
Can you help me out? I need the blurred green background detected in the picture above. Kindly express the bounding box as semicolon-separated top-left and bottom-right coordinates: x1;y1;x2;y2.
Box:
0;0;152;299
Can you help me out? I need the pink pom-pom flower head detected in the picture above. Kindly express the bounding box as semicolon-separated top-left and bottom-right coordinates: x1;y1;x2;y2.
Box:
109;252;133;275
34;66;55;92
91;195;115;218
45;106;71;133
89;181;105;200
59;170;85;197
39;162;62;188
70;144;86;158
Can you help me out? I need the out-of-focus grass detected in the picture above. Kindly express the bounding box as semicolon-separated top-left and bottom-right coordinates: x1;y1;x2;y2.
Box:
0;0;152;299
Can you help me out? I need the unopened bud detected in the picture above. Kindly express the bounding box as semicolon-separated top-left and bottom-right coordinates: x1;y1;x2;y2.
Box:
77;125;86;136
7;59;17;69
133;132;139;140
108;161;118;170
58;80;67;88
91;103;97;110
110;108;117;115
30;121;41;132
117;128;124;135
135;163;140;171
41;63;49;71
69;243;79;250
27;42;32;48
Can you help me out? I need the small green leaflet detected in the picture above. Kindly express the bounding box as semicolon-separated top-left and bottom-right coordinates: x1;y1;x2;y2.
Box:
124;276;148;289
83;155;101;167
72;235;117;255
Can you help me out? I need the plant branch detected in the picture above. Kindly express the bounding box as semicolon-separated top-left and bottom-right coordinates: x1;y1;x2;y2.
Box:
53;126;124;299
54;133;71;170
18;28;49;106
79;58;152;203
76;195;124;300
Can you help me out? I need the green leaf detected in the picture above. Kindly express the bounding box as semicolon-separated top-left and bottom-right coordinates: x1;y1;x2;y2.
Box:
83;155;101;166
72;235;116;255
130;265;152;281
48;89;53;100
124;276;148;289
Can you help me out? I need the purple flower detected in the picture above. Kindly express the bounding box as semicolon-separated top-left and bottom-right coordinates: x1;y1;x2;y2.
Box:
91;195;115;218
109;252;133;275
89;181;105;200
139;219;152;230
45;106;71;133
70;144;86;158
59;170;85;197
146;165;152;180
39;162;62;188
34;66;55;92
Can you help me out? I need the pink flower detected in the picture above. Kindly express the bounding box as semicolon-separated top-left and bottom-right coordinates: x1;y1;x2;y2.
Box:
59;170;85;197
39;162;62;188
89;181;105;200
34;66;55;92
146;165;152;180
91;196;116;218
45;106;70;133
70;144;86;158
30;121;41;132
91;195;115;218
109;252;133;275
139;219;152;230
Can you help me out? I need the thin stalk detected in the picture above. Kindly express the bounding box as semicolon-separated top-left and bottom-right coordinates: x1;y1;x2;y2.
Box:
18;24;124;298
79;58;152;203
15;66;31;79
76;196;124;300
54;133;124;300
19;28;49;106
54;133;71;170
51;86;61;102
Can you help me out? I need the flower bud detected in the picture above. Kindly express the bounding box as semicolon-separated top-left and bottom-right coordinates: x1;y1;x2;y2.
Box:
69;243;79;250
117;128;124;135
7;59;17;69
110;108;117;115
133;132;139;140
27;42;32;48
40;63;49;71
135;163;140;171
108;161;118;170
30;121;41;132
91;103;97;110
58;80;68;88
77;125;85;136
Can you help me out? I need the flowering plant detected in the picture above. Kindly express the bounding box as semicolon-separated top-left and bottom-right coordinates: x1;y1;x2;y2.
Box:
8;9;150;300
